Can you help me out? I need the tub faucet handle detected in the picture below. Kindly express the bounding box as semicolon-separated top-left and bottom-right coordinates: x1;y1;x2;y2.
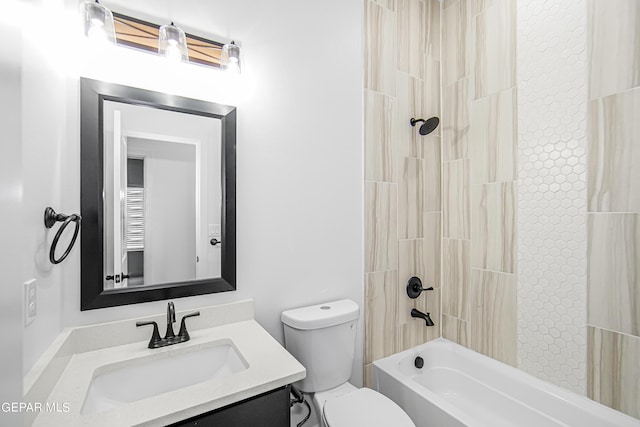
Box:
406;276;434;299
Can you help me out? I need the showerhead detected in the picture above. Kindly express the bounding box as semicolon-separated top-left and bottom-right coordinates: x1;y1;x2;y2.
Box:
410;116;440;136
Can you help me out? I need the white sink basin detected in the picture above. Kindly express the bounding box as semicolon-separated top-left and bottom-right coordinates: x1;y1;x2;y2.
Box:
81;340;247;415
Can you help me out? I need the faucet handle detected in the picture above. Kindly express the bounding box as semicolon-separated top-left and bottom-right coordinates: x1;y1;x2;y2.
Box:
136;321;163;348
177;311;201;341
406;276;434;299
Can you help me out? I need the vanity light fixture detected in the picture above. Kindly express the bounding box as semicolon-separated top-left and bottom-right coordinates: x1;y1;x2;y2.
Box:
81;0;116;43
158;22;189;62
221;41;241;74
89;11;240;72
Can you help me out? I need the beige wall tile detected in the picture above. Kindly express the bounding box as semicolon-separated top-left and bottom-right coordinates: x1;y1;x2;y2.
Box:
470;0;495;16
365;90;395;182
400;285;440;350
364;363;373;388
398;157;425;239
364;0;442;369
587;0;640;99
442;314;468;346
398;215;440;349
373;0;396;11
398;238;426;320
424;136;441;211
397;0;425;78
365;182;398;272
470;88;517;184
424;56;442;127
588;214;640;337
443;0;457;10
473;0;516;99
396;61;440;159
442;78;470;161
443;238;470;320
588;326;640;419
425;0;441;59
424;212;441;286
588;87;640;212
365;270;400;363
420;286;441;342
396;73;425;158
471;182;517;273
470;269;517;366
365;0;397;95
443;159;470;239
398;234;439;290
442;0;471;86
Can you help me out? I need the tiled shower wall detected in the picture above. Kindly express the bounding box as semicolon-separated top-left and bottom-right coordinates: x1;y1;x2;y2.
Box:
440;0;639;418
586;0;640;419
440;0;519;366
363;0;442;385
517;0;588;394
365;0;639;419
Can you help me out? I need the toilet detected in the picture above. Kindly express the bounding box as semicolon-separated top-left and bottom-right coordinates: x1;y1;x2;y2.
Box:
281;299;415;427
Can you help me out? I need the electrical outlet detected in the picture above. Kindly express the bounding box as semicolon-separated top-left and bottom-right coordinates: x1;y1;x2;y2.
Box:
24;279;36;326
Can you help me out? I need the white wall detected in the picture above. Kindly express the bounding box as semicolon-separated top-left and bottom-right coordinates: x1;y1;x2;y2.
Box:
20;0;365;389
0;5;24;423
20;0;72;375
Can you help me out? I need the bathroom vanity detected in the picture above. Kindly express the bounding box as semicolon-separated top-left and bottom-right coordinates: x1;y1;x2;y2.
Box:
24;300;305;426
170;385;291;426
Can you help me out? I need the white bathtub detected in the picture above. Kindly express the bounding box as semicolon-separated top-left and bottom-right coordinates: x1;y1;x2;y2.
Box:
372;338;639;427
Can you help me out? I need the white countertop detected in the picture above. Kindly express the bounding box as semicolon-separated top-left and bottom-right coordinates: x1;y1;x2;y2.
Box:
29;303;305;426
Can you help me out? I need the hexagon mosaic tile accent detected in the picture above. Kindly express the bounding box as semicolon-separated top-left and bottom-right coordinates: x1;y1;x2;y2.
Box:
516;0;587;394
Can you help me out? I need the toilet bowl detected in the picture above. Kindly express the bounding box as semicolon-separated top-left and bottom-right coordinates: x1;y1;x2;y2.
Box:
281;299;415;427
314;382;414;427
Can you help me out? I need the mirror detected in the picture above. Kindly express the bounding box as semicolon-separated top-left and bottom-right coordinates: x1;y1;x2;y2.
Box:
80;78;236;310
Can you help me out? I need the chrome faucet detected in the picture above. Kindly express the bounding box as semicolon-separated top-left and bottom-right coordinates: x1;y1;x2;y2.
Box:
136;302;201;349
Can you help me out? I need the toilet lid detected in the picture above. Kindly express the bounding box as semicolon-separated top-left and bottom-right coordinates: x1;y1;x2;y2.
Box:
323;388;415;427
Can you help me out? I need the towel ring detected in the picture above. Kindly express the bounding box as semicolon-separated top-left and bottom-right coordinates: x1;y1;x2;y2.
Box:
44;207;81;265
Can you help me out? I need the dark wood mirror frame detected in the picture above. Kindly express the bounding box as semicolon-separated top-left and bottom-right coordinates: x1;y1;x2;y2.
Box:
80;78;236;310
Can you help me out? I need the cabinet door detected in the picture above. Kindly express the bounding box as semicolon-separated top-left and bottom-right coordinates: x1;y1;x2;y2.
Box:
171;385;291;427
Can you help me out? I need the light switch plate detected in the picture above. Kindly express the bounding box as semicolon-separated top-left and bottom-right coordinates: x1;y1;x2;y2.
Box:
209;224;221;236
24;279;36;326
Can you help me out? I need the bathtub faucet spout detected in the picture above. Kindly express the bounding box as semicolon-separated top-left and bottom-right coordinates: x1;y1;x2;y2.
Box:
411;308;435;326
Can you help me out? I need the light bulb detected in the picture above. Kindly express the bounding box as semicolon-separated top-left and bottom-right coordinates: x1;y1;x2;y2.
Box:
87;18;106;42
165;44;182;62
221;41;241;74
158;23;188;62
226;58;240;75
81;1;116;44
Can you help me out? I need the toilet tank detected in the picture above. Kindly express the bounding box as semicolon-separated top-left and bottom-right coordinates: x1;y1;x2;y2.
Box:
281;299;359;393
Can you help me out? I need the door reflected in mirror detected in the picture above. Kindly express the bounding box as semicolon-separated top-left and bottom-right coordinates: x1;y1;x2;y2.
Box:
80;78;236;310
103;102;222;289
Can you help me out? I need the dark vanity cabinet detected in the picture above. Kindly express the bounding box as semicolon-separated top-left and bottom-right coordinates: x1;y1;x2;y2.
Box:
170;385;291;427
